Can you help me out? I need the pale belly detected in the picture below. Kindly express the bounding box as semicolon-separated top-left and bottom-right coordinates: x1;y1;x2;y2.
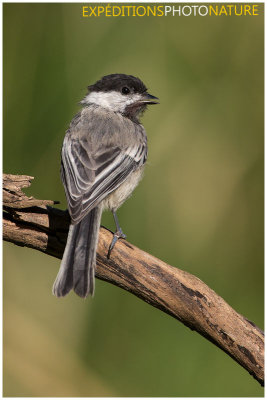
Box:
102;166;145;211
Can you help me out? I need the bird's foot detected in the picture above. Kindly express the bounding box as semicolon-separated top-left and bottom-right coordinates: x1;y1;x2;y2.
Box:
107;229;126;259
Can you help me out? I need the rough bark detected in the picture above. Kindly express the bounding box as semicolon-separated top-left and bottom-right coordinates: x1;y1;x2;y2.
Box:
3;173;264;386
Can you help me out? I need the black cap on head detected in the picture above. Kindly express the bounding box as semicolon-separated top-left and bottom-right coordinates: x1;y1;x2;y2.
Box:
88;74;147;94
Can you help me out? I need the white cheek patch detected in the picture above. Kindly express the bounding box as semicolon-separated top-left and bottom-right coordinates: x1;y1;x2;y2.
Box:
81;91;142;113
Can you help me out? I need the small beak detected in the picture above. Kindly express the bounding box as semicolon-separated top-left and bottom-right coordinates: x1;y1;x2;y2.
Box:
141;92;159;105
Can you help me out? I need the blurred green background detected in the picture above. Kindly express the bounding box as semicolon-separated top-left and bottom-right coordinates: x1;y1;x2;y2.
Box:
3;3;264;397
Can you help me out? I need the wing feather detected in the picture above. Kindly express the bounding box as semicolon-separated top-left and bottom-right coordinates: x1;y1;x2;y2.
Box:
61;124;146;224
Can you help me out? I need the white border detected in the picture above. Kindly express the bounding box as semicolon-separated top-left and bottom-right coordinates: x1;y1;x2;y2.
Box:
1;2;265;400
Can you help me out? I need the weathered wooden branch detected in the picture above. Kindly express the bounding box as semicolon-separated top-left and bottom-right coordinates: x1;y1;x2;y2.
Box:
3;174;264;386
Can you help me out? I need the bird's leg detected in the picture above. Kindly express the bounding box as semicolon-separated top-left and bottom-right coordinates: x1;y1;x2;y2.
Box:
107;211;126;258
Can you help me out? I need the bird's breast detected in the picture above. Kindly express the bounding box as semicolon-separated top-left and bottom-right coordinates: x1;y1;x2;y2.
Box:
102;166;145;212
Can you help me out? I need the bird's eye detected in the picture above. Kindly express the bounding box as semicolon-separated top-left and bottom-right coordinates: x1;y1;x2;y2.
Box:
121;87;130;95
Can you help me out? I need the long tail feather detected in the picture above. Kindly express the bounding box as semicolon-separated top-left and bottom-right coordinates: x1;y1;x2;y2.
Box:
52;205;102;298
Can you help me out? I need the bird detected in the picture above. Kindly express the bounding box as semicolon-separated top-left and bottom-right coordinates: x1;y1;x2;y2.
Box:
52;73;159;298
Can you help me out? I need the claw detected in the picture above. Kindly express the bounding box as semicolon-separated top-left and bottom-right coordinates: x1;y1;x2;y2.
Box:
107;229;126;259
107;211;127;259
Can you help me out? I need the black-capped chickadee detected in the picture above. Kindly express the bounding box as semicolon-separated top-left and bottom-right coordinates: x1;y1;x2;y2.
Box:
53;74;159;298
